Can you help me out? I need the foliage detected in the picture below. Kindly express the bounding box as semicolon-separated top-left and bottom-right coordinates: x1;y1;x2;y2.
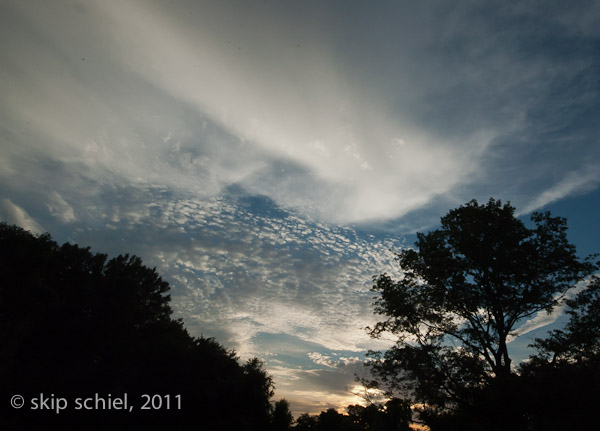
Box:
271;399;294;431
317;408;355;431
293;399;411;431
528;274;600;365
510;274;600;431
295;412;319;431
367;198;595;423
0;222;275;430
347;398;412;431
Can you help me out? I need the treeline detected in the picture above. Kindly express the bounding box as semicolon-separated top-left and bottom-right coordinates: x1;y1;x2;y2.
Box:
0;222;276;430
291;399;412;431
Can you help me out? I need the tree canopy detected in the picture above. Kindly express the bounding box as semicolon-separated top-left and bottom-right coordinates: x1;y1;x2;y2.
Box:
0;222;275;430
367;198;597;427
292;399;411;431
528;274;600;365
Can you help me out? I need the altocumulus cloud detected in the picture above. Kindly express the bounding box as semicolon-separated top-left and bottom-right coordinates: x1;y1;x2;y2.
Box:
5;182;402;412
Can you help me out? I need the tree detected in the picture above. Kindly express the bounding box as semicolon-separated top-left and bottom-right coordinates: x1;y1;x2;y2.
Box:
271;398;294;431
317;408;352;431
0;222;275;430
295;412;319;431
513;275;600;430
528;274;600;365
367;199;594;423
240;357;275;430
347;399;411;431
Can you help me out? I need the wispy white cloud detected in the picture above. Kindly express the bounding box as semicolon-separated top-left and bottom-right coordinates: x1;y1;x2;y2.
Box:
0;199;44;234
3;0;598;227
0;0;490;225
509;279;590;342
520;166;600;214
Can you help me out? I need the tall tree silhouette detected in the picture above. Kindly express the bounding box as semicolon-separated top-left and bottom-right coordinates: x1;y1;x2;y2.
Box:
367;199;595;426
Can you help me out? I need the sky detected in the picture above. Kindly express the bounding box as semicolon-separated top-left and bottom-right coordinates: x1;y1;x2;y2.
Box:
1;0;599;416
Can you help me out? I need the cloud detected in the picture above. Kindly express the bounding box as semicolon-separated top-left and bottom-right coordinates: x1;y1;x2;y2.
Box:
150;192;402;355
1;0;599;415
47;192;77;223
2;0;598;228
0;199;44;234
270;351;377;415
27;181;398;356
0;176;398;411
0;1;481;225
509;279;590;342
101;0;494;223
519;166;600;214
